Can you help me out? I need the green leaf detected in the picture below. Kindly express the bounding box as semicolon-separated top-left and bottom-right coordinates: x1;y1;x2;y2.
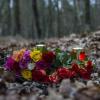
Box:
53;58;62;68
55;48;61;54
64;57;72;66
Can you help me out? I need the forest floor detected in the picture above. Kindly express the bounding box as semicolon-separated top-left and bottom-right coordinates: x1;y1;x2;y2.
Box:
0;31;100;100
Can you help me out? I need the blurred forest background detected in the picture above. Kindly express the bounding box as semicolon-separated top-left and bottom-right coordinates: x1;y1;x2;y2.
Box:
0;0;100;39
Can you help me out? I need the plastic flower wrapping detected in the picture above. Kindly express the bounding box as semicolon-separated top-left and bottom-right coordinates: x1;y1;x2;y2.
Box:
4;45;95;84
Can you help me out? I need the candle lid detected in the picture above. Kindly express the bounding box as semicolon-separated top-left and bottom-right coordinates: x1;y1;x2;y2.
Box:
36;44;46;47
73;47;83;50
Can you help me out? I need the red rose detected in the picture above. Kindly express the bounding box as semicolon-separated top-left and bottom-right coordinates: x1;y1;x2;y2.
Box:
13;61;21;74
43;75;51;84
79;68;90;80
86;61;93;73
49;72;59;83
69;71;76;78
32;69;46;82
57;67;76;79
71;63;80;73
79;52;86;61
42;51;55;63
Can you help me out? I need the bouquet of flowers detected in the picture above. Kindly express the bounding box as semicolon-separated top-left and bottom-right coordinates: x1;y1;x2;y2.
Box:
4;45;95;84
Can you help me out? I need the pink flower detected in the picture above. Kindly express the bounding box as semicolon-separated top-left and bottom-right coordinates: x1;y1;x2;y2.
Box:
5;57;20;74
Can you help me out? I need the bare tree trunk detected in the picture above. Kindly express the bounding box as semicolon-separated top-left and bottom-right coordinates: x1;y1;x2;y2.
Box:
47;0;54;38
53;0;62;38
32;0;42;39
56;0;62;37
0;0;5;35
10;0;21;35
18;0;34;38
73;0;82;33
84;0;91;30
94;0;100;30
73;0;78;33
14;0;21;34
3;0;11;35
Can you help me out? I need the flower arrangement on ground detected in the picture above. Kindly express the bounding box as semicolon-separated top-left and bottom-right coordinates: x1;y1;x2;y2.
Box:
4;45;95;84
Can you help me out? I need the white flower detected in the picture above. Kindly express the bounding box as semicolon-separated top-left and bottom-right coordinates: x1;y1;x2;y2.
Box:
28;63;35;70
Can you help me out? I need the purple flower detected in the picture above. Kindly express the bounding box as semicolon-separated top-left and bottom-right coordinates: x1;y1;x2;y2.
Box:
19;50;31;69
5;57;15;71
19;59;28;69
23;50;31;61
35;60;51;69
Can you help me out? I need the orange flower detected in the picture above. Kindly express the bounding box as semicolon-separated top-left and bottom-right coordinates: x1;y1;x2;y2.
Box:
12;48;26;62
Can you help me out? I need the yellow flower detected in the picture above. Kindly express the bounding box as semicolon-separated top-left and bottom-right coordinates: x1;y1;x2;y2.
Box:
21;69;32;80
12;48;26;62
30;49;42;62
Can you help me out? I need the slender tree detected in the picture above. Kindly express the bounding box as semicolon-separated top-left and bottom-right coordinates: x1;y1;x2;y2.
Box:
56;0;62;37
14;0;20;34
3;0;11;35
32;0;42;39
73;0;82;33
37;0;46;38
84;0;91;29
47;0;54;38
73;0;79;33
